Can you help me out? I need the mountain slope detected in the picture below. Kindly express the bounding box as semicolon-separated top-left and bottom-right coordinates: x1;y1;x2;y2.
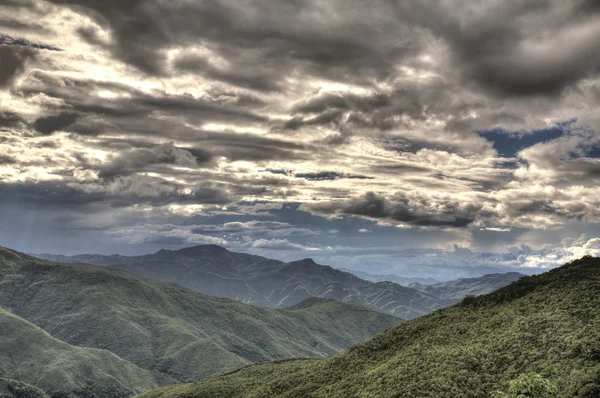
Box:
0;377;49;398
339;268;440;286
0;307;168;397
138;256;600;398
0;245;400;386
37;245;449;319
410;272;526;300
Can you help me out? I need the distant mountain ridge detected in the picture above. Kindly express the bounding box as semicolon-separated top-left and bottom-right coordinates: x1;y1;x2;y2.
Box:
138;256;600;398
338;268;441;286
409;272;526;300
1;245;400;396
37;245;451;319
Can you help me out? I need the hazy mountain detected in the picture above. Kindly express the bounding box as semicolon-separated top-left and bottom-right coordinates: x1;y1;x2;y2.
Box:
37;245;450;319
138;256;600;398
0;245;400;393
0;307;169;397
338;268;440;286
409;272;526;300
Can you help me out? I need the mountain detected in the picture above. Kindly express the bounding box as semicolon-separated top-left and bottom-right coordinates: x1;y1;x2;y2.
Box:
36;245;450;319
137;256;600;398
339;267;525;301
339;268;440;286
0;245;400;393
0;307;169;397
0;377;49;398
409;272;526;300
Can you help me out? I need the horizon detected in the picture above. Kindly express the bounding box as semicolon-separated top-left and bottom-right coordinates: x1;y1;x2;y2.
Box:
28;242;542;281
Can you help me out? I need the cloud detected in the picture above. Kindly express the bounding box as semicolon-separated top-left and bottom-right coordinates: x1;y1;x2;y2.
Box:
0;111;26;129
0;43;35;87
300;192;477;228
249;238;321;251
105;223;229;246
2;0;600;271
33;112;79;134
98;142;208;178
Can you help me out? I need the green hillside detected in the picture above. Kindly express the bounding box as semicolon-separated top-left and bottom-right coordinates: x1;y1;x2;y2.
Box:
138;256;600;398
0;308;168;397
0;377;49;398
0;246;400;387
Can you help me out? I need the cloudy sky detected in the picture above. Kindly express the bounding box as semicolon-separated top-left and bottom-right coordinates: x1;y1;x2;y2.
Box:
2;0;600;279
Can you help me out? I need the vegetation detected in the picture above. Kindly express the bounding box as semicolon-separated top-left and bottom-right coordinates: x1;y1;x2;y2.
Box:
0;245;400;393
138;256;600;398
0;378;49;398
492;373;558;398
0;307;166;397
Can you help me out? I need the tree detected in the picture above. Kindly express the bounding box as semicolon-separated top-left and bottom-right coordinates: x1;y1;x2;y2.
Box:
492;373;558;398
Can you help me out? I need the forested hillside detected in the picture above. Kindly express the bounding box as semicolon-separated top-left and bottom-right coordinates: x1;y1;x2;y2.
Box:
139;256;600;398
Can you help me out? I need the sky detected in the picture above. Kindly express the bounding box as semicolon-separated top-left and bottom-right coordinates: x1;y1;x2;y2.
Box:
2;0;600;280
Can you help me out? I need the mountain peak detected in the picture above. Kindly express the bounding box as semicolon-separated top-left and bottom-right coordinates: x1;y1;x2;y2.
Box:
175;244;229;257
290;258;317;266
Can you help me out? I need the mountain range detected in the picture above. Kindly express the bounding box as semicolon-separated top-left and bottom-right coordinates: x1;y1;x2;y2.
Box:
339;268;526;301
0;245;400;397
37;245;472;319
338;268;441;286
409;272;526;300
138;256;600;398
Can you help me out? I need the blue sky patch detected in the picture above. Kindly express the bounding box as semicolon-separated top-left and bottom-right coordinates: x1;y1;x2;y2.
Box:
477;120;575;158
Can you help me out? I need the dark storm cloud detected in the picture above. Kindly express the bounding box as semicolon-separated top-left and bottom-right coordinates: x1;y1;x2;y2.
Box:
396;0;600;97
301;192;477;228
46;0;410;84
0;111;26;129
0;0;37;9
33;112;79;134
21;72;267;125
173;54;281;93
47;0;600;99
13;68;315;161
280;80;472;137
0;43;35;87
0;177;231;210
0;18;49;34
0;154;16;165
96;142;209;178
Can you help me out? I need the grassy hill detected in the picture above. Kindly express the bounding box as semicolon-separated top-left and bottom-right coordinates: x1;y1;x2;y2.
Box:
37;245;449;319
137;256;600;398
0;307;169;397
0;245;400;388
